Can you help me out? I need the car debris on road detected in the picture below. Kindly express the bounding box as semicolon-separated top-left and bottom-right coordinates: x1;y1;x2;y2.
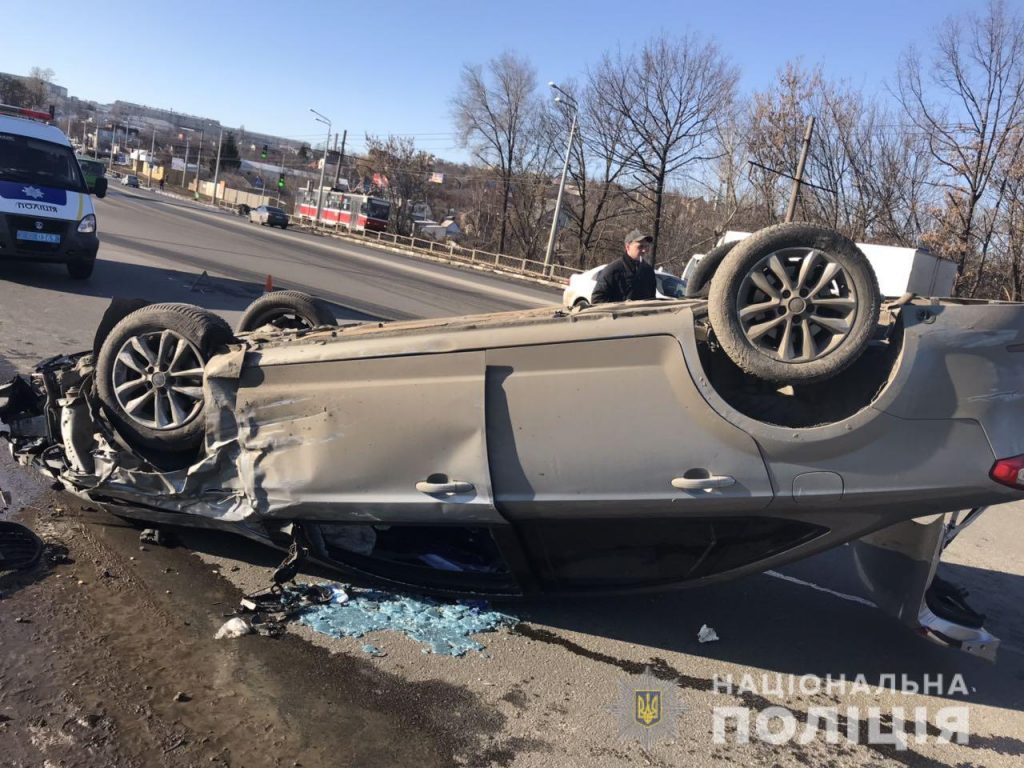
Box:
697;624;720;644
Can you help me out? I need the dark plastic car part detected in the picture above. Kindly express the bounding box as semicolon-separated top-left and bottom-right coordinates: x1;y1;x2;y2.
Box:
707;222;881;384
236;290;337;333
0;521;44;571
926;575;985;629
95;303;234;453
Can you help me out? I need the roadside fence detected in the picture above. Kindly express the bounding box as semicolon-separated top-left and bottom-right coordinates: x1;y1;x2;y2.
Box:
151;181;579;289
295;216;579;287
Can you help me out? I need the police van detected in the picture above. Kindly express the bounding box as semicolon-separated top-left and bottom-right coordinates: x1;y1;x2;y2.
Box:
0;103;106;279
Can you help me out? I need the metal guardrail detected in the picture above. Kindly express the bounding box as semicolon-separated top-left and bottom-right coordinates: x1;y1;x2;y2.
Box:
297;216;580;286
174;185;580;288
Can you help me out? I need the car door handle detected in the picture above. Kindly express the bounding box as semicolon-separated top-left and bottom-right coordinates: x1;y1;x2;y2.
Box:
672;475;735;491
415;480;475;495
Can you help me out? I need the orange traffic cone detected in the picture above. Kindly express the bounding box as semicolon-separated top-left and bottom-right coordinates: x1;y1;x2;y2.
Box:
264;274;274;292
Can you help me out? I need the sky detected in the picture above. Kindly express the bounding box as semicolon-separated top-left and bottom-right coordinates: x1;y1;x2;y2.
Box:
0;0;995;161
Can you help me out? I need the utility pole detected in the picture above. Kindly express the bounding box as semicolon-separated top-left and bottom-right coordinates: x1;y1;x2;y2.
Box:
211;127;224;206
193;128;205;195
181;135;190;187
310;109;331;226
278;148;285;207
333;129;347;188
149;129;156;187
316;130;328;221
784;116;815;223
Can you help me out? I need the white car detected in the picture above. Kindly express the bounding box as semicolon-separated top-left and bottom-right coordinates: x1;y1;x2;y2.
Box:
562;264;687;308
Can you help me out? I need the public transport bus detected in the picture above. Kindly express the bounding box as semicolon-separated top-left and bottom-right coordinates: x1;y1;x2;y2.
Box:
295;187;391;232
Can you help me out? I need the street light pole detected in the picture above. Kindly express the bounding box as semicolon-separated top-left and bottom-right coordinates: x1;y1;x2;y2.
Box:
543;82;578;274
310;108;331;226
181;136;190;187
179;128;195;187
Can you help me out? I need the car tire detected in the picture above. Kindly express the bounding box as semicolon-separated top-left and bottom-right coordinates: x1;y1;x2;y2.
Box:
708;223;880;385
573;298;590;310
92;298;151;356
236;290;337;332
280;223;288;230
684;240;737;298
67;259;95;280
95;303;234;454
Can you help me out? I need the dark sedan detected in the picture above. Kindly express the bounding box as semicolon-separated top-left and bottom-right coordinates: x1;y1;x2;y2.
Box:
249;205;289;229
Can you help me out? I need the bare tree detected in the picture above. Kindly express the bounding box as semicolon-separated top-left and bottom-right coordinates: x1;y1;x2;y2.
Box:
999;146;1024;299
589;33;738;266
365;134;435;234
897;0;1024;286
0;74;29;107
25;67;55;110
452;51;540;255
551;81;641;268
505;118;559;261
745;62;823;226
847;113;937;246
745;61;938;248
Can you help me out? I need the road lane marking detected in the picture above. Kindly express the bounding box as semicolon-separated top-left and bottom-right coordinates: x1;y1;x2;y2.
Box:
764;570;878;608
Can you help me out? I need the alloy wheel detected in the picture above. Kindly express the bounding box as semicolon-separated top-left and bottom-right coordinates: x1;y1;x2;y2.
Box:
111;330;205;430
735;247;859;363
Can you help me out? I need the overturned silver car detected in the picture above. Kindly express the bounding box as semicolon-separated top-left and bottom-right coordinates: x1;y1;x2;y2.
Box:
2;223;1022;659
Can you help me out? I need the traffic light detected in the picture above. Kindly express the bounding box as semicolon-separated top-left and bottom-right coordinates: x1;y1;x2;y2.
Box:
261;144;268;159
277;174;285;190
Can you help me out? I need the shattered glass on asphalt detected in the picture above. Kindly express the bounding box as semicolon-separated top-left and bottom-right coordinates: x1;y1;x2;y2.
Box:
294;584;517;656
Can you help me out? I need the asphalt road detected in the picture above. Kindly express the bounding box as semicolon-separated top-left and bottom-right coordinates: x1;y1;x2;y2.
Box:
1;186;1023;767
0;184;560;365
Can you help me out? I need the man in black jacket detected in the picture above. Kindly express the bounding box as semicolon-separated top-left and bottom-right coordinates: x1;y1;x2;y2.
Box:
591;229;657;304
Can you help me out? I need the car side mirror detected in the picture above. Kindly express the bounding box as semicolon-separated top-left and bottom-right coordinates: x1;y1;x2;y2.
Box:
93;177;108;198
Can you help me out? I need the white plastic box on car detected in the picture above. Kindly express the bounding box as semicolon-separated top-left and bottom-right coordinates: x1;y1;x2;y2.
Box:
718;231;957;298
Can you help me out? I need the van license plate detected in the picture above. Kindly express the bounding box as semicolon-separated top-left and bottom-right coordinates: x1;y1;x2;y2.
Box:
16;230;60;244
